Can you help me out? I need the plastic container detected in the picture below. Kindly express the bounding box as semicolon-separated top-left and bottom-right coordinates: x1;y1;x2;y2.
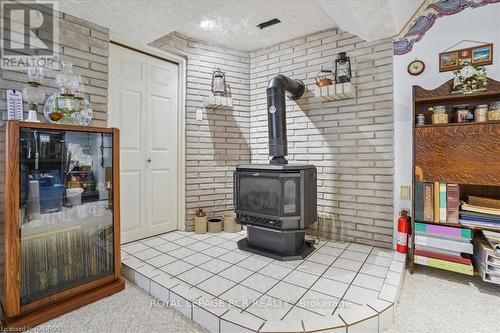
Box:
66;187;84;206
39;184;65;213
207;218;223;233
223;212;240;233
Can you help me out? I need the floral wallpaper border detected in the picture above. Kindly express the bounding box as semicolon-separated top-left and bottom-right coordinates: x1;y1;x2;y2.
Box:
393;0;500;55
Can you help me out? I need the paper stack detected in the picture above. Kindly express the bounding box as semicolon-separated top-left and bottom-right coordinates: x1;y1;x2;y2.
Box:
473;232;500;285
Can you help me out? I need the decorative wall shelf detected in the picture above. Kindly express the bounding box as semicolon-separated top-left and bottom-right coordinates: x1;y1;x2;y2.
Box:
313;82;356;101
203;96;233;110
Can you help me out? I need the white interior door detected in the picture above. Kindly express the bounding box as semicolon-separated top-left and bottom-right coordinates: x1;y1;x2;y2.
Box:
109;43;179;243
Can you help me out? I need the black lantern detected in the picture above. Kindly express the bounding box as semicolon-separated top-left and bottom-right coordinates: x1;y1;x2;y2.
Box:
211;68;227;96
335;52;351;84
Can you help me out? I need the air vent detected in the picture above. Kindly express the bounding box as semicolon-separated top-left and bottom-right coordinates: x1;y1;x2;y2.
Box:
257;18;281;30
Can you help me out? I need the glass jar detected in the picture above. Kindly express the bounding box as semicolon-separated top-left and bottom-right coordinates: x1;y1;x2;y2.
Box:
488;101;500;121
431;105;448;124
451;104;469;123
416;113;425;126
474;104;488;122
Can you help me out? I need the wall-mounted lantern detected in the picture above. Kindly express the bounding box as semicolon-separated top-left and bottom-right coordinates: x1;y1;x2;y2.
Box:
335;52;352;84
211;68;227;96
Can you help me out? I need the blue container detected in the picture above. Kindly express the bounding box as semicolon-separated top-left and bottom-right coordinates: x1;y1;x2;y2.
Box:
39;184;65;213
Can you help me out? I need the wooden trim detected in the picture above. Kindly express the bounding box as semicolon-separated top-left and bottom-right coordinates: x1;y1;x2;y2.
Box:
4;278;125;330
110;40;179;65
4;120;21;317
413;77;500;103
20;275;114;314
16;120;113;133
112;128;121;279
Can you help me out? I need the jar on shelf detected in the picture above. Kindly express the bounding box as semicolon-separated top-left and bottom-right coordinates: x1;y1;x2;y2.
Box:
474;104;488;123
430;105;448;124
451;104;469;123
488;101;500;121
416;113;425;126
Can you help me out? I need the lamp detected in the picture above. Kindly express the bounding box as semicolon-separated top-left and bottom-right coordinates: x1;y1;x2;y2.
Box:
211;68;227;96
335;52;352;84
22;65;45;121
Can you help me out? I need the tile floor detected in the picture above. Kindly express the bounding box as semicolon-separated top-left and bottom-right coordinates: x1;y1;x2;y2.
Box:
121;230;405;333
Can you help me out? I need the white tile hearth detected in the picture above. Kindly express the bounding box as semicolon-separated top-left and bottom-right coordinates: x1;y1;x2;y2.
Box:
122;230;404;333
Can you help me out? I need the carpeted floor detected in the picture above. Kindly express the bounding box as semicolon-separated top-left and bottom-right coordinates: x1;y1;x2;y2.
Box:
31;267;500;333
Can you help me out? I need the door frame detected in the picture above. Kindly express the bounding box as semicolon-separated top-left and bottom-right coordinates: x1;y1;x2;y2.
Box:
109;35;186;231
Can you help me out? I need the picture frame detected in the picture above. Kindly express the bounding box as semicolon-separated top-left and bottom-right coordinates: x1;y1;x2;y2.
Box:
439;51;458;72
439;43;493;72
472;44;493;66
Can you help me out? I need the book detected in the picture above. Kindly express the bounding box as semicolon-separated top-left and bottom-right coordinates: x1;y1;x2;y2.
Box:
459;219;500;230
415;181;424;221
414;222;472;240
468;195;500;210
414;255;474;275
446;184;459;223
433;182;440;223
460;211;500;224
423;183;434;222
414;248;471;265
414;234;473;254
483;230;500;253
415;244;463;257
461;203;500;216
439;183;447;223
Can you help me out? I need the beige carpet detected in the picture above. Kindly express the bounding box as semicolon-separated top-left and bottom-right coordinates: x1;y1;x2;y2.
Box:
30;267;500;333
388;266;500;333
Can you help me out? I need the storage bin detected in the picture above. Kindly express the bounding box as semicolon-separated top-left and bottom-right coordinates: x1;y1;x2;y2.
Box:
39;184;65;213
223;212;240;233
207;218;223;233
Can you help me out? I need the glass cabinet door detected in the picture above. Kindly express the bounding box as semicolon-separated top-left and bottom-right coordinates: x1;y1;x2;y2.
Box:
19;128;114;305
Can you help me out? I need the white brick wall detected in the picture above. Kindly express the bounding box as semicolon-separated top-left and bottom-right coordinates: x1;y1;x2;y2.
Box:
151;34;251;230
249;29;394;248
153;29;394;247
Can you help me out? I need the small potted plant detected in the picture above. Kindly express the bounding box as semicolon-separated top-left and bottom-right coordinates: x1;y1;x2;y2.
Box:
194;208;207;234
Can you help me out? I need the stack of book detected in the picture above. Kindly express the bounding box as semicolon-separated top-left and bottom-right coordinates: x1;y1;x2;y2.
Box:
413;222;474;275
415;182;460;224
474;232;500;284
460;196;500;229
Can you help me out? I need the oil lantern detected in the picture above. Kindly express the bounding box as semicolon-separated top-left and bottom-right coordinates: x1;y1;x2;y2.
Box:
211;68;227;96
335;52;352;84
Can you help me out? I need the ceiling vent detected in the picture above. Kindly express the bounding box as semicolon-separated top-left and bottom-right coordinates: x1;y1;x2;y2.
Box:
257;18;281;30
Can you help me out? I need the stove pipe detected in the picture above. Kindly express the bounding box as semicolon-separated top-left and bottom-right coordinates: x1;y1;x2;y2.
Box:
266;74;305;165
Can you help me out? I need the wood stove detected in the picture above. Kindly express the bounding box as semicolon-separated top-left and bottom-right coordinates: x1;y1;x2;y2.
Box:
235;74;317;260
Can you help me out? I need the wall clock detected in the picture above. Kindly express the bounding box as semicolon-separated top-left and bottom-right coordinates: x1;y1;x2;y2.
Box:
407;60;425;76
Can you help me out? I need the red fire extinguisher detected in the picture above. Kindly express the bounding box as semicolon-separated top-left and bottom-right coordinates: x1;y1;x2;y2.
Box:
396;210;410;254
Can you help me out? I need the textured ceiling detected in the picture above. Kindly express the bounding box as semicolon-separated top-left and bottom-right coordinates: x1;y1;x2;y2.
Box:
59;0;424;51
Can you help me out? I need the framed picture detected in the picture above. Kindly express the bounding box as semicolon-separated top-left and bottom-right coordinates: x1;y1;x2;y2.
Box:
472;44;493;66
439;43;494;72
439;51;458;72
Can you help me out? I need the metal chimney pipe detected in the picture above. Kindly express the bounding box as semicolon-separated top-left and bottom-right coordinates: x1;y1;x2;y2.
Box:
266;74;305;165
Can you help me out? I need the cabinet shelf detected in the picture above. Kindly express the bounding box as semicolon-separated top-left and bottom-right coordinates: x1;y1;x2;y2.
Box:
415;120;500;128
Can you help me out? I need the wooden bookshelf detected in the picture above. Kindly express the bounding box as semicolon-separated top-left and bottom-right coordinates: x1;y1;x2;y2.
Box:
411;78;500;274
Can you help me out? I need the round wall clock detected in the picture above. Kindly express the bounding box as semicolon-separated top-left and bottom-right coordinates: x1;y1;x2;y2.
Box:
407;60;425;75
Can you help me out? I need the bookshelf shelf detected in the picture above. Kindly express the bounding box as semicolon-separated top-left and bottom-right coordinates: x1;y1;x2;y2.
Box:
411;77;500;276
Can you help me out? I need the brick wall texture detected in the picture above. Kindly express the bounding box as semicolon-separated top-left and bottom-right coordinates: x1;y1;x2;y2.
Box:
0;12;109;125
151;33;251;227
153;28;394;248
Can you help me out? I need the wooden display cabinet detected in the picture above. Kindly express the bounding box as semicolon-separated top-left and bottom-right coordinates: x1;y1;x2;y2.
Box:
1;121;124;329
410;78;500;273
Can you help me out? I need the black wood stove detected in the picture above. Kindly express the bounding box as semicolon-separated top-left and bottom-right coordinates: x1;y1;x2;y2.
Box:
234;75;317;260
